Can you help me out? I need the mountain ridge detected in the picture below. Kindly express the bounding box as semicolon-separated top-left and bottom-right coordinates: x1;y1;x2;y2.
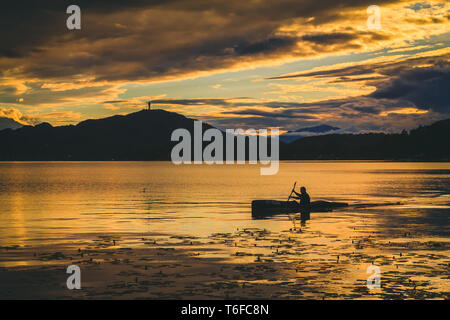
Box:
0;117;23;131
0;109;448;161
287;124;340;134
280;118;450;160
281;124;340;143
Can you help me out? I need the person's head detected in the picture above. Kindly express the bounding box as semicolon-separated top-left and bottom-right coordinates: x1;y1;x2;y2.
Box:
300;186;307;194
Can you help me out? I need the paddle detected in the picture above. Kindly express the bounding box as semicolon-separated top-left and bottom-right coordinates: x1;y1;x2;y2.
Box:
287;181;297;201
287;182;297;230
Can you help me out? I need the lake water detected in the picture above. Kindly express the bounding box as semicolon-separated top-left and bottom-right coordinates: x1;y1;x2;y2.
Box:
1;161;449;244
0;161;449;298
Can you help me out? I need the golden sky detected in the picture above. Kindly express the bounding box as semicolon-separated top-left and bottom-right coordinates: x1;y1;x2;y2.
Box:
0;0;449;133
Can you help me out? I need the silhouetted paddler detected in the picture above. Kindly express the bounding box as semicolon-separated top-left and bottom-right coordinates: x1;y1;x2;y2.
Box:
291;186;310;206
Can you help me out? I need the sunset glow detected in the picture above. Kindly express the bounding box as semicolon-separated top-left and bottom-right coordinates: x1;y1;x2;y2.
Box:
0;0;448;133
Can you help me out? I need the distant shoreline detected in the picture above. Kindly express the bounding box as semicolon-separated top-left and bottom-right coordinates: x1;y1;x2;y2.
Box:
1;110;449;162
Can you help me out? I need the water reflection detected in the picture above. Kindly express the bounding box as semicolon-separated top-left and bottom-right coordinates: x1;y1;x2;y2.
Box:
300;211;310;227
0;161;448;245
0;161;449;299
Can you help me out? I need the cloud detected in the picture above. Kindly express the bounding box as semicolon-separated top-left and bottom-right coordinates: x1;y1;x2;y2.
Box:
370;62;450;114
0;107;39;125
0;80;126;108
34;111;83;124
222;108;319;120
265;48;450;115
1;0;448;85
152;98;233;106
0;1;448;130
301;32;358;44
161;50;449;133
266;49;450;81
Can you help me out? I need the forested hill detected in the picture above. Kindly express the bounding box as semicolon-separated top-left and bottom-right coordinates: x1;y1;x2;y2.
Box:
0;109;449;161
281;119;450;160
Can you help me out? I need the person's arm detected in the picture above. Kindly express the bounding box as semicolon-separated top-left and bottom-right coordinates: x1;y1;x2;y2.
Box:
292;190;301;197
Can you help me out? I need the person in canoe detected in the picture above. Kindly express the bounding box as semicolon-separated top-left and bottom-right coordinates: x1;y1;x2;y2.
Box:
290;186;310;206
291;186;311;224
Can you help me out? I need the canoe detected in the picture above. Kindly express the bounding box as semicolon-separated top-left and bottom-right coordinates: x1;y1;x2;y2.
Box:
251;200;348;217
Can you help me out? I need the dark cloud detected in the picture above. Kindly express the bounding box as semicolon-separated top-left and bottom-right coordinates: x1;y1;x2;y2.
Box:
152;98;233;106
332;76;385;83
301;32;357;45
266;53;450;80
209;116;305;130
103;100;127;104
266;52;450;115
95;52;449;133
370;63;450;113
233;37;298;55
222;108;318;119
152;98;341;114
406;2;432;11
1;0;448;133
1;0;403;82
267;64;376;80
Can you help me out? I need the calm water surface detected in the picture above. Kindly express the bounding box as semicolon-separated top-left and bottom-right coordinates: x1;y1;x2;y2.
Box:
0;161;449;246
1;161;449;298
